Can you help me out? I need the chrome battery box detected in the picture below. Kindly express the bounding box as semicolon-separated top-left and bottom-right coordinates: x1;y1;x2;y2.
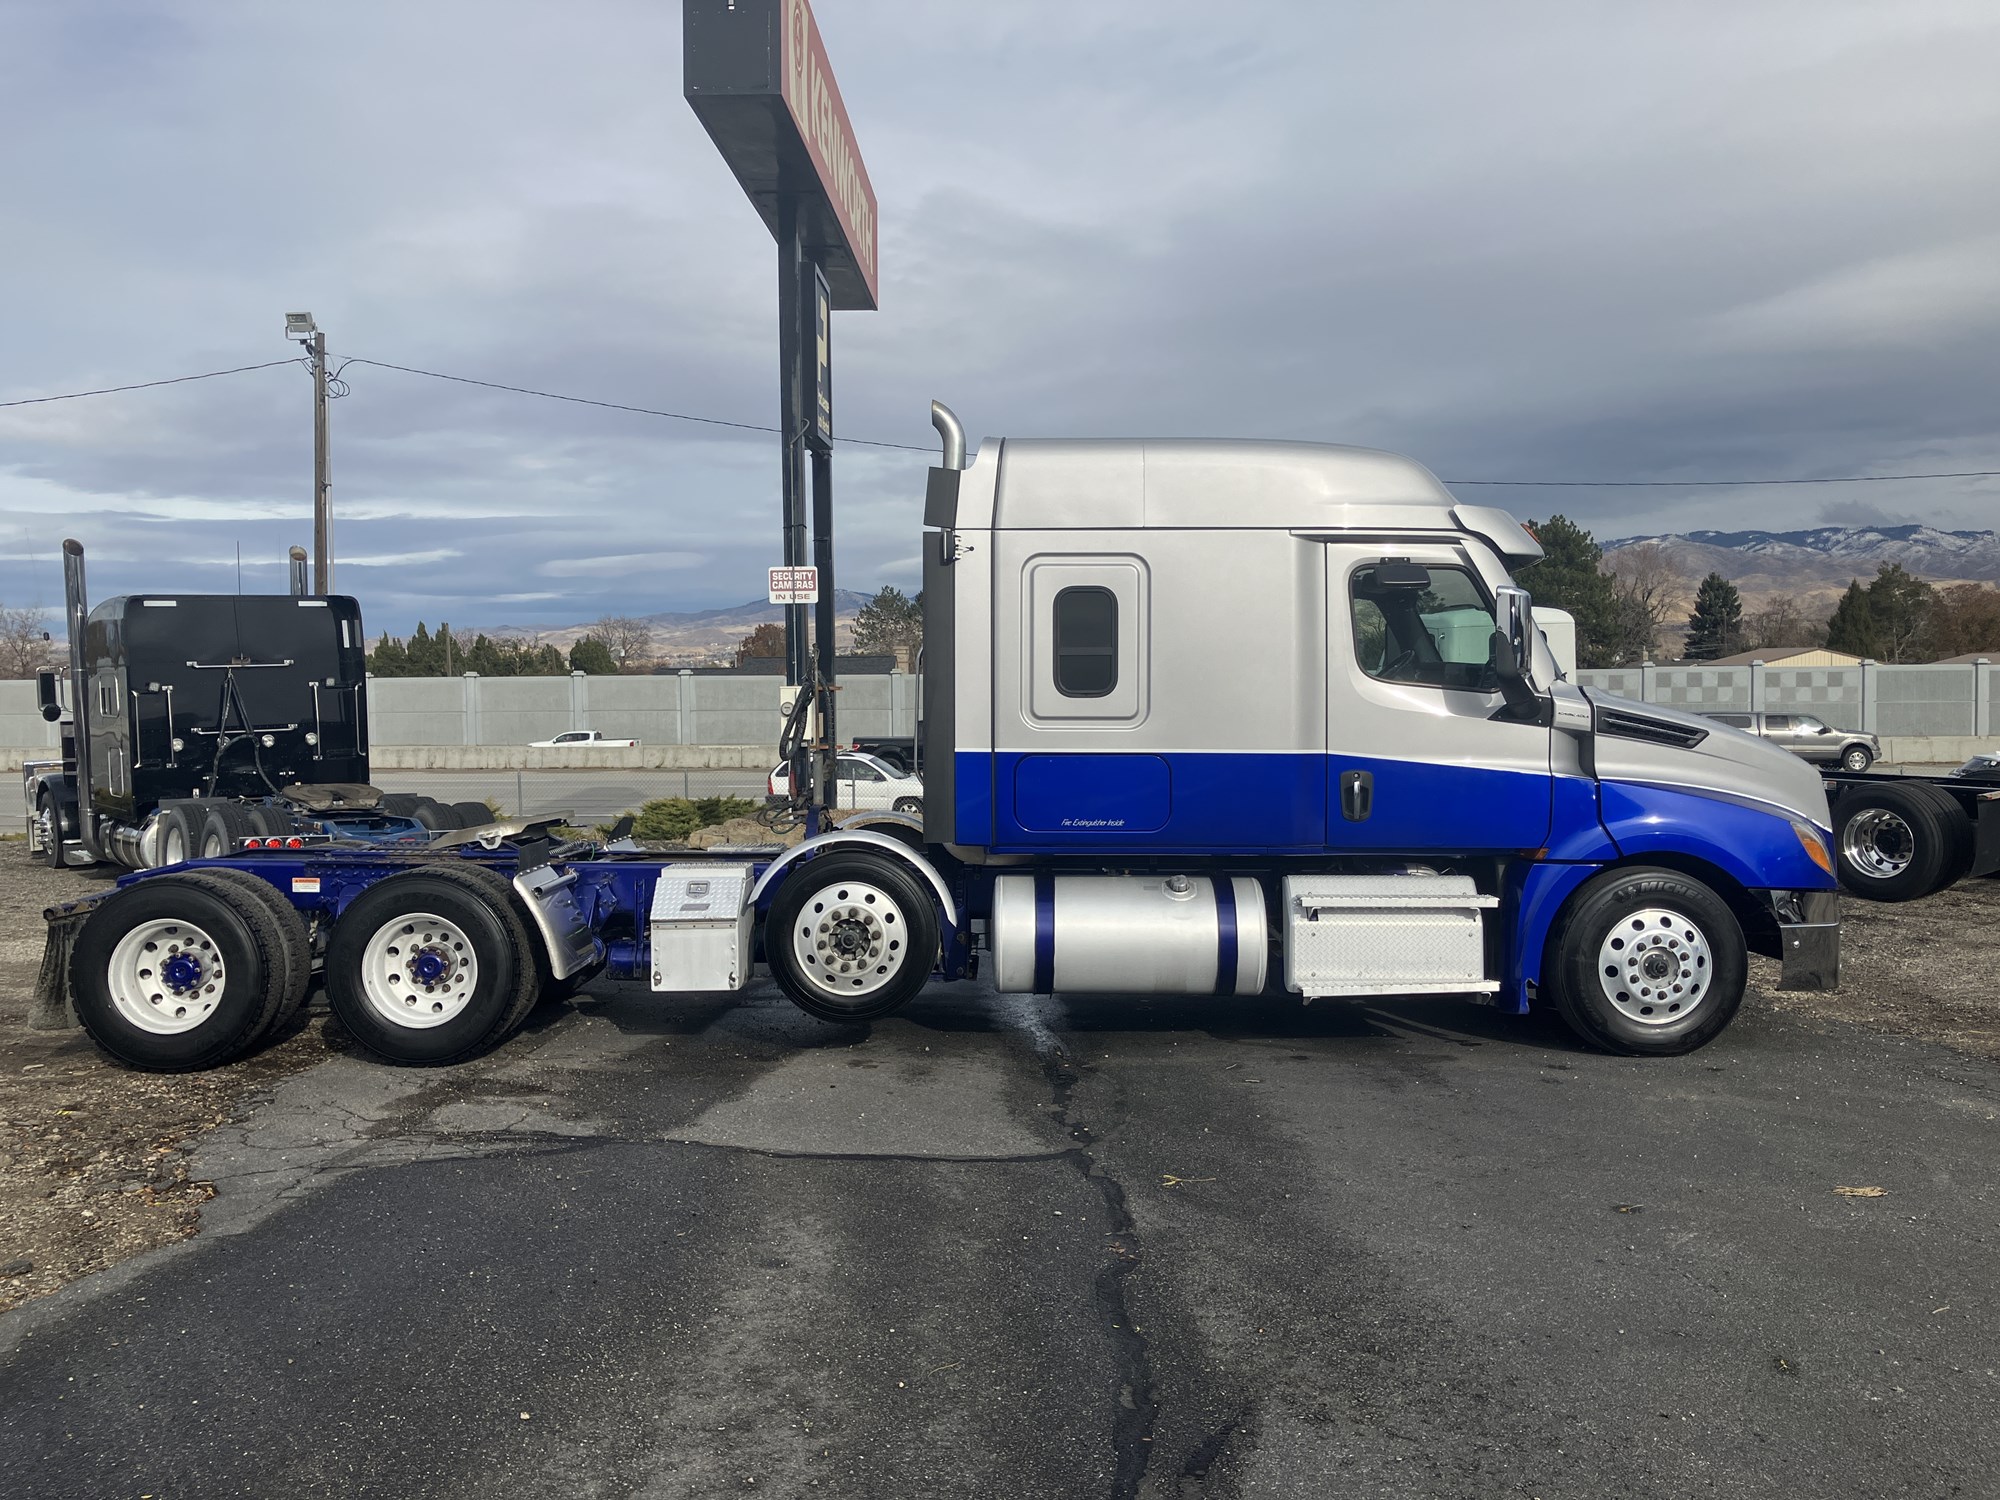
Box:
1282;874;1498;1000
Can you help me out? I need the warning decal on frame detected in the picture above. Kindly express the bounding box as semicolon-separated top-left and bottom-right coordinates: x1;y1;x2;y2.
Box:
291;877;321;895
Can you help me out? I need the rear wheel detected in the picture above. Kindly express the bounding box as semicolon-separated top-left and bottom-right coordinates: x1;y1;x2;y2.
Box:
410;798;461;832
1545;867;1746;1056
325;867;538;1064
1833;783;1951;901
378;793;427;818
154;802;198;867
69;874;287;1070
449;800;495;828
35;791;65;868
893;797;923;816
247;802;295;838
766;852;940;1024
185;867;314;1035
197;801;256;859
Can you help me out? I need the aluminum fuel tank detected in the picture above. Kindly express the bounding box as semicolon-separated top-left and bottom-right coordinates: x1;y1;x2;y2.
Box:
991;874;1267;995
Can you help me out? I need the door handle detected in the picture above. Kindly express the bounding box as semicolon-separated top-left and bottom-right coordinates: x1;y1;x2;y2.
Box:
1340;769;1373;822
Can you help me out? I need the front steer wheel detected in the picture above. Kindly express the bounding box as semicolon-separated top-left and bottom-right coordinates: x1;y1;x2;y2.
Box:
765;852;941;1024
1543;867;1747;1056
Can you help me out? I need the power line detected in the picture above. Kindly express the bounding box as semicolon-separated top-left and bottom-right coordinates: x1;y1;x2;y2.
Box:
7;350;1999;482
341;357;933;451
1447;470;2000;487
0;358;304;408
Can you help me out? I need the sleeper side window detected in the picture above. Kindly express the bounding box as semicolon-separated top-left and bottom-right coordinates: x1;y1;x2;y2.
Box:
1053;586;1118;698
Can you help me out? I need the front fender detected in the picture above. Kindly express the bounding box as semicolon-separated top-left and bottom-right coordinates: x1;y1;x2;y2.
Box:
1597;781;1836;893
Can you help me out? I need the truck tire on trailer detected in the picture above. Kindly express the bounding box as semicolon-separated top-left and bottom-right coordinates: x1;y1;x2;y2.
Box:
324;867;540;1065
183;867;315;1036
1543;867;1747;1057
1833;783;1954;901
449;800;494;828
155;802;199;866
69;874;291;1071
197;802;256;859
1840;745;1874;773
378;793;427;818
765;851;941;1024
409;798;461;832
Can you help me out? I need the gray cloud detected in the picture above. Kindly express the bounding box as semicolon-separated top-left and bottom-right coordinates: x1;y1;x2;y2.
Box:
3;0;1997;634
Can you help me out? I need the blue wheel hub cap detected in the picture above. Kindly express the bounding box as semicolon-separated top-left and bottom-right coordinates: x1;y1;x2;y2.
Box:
411;948;451;984
161;953;204;993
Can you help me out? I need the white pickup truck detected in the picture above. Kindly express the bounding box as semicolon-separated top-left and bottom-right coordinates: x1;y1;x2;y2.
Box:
528;730;640;748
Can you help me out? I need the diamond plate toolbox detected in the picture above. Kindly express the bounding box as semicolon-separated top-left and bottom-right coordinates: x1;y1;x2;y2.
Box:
648;864;755;992
1282;874;1499;999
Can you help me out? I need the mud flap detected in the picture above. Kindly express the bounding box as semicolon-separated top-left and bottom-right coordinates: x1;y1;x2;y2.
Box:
1774;889;1839;992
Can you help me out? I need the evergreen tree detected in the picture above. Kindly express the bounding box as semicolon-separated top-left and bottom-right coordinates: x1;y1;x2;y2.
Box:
1824;579;1877;658
851;586;924;660
1513;516;1625;667
570;636;618;674
1682;573;1744;660
367;635;411;676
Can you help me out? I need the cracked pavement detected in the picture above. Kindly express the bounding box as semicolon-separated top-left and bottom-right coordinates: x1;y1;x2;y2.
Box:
2;974;1999;1498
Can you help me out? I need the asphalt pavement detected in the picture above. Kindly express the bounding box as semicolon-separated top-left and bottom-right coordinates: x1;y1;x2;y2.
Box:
2;979;1996;1498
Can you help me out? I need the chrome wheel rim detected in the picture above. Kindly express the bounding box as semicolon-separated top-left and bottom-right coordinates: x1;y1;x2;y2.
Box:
160;820;188;866
1843;749;1869;771
1841;808;1913;879
791;880;907;998
35;800;57;854
106;919;227;1035
358;911;479;1029
200;827;228;859
1597;908;1712;1025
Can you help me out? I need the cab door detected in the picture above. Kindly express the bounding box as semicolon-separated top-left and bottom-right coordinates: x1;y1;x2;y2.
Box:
1324;542;1552;853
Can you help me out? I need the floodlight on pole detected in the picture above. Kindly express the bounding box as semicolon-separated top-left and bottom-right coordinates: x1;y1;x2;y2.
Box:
285;312;318;343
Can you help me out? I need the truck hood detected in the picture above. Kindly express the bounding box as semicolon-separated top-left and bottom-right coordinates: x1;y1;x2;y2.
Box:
1579;687;1832;831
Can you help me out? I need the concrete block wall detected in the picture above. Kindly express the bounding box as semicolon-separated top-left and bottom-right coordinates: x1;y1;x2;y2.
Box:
1576;661;1998;744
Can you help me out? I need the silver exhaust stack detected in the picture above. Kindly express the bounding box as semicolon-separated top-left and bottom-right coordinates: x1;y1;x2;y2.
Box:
289;545;309;597
60;539;104;863
931;401;966;471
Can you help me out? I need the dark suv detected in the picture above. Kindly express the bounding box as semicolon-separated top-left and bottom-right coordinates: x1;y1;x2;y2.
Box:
1703;712;1879;772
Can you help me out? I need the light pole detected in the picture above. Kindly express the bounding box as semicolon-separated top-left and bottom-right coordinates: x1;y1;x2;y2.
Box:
285;312;331;593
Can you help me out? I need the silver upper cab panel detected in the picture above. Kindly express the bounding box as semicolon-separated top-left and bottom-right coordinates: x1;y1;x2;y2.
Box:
946;437;1543;565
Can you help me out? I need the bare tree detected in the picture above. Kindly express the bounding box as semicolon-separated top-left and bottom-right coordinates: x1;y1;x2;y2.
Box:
1741;595;1828;652
0;603;53;679
592;614;656;671
1604;543;1689;661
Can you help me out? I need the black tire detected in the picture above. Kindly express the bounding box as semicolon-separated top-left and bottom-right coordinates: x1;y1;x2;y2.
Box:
450;800;495;828
183;866;315;1035
1833;783;1951;901
1544;866;1747;1057
36;791;65;869
892;797;923;817
410;798;462;832
196;801;256;860
1840;744;1874;773
1910;783;1974;893
545;960;605;1005
154;801;199;867
379;793;427;818
247;802;295;838
324;865;539;1065
765;851;940;1024
69;874;289;1071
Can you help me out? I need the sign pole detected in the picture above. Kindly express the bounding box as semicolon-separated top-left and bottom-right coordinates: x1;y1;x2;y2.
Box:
807;261;837;760
776;196;810;692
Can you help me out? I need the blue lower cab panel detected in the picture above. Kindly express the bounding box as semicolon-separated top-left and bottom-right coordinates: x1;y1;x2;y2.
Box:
964;750;1554;853
1598;780;1836;892
1013;754;1170;833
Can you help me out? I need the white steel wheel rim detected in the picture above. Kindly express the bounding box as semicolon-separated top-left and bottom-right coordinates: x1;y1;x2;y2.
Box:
106;918;228;1035
1841;808;1913;879
160;821;188;866
200;827;228;859
358;911;480;1029
792;880;908;998
1597;907;1713;1026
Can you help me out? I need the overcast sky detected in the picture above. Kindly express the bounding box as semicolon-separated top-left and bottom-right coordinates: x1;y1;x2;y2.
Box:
3;0;1997;634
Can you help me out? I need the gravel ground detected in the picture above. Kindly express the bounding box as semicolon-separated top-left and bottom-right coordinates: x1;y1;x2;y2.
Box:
1;840;1995;1317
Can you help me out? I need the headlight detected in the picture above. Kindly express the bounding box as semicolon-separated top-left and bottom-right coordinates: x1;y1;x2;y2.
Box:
1791;820;1834;878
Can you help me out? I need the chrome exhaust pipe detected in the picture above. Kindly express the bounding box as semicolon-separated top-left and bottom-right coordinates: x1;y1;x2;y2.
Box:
289;545;309;597
60;539;104;863
930;401;966;471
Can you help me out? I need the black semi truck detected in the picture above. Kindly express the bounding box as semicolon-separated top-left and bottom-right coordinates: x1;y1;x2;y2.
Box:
23;540;485;869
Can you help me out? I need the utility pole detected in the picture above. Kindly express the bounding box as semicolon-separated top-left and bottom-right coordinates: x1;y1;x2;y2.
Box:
285;313;332;594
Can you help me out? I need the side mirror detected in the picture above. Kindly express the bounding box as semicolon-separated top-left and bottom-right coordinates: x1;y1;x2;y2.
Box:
1492;586;1541;711
36;668;62;723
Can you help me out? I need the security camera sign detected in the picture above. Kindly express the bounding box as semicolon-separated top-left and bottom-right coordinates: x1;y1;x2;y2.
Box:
768;566;820;605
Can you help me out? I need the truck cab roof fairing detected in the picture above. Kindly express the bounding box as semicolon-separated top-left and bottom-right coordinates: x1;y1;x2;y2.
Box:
980;438;1477;533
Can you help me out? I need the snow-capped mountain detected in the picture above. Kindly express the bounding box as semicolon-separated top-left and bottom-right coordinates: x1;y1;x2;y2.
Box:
1601;525;2000;607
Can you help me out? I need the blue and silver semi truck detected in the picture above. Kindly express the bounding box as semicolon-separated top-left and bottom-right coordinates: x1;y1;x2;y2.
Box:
44;404;1841;1071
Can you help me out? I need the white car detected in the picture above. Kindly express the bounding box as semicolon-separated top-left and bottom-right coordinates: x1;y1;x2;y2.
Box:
529;730;639;748
768;751;924;814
